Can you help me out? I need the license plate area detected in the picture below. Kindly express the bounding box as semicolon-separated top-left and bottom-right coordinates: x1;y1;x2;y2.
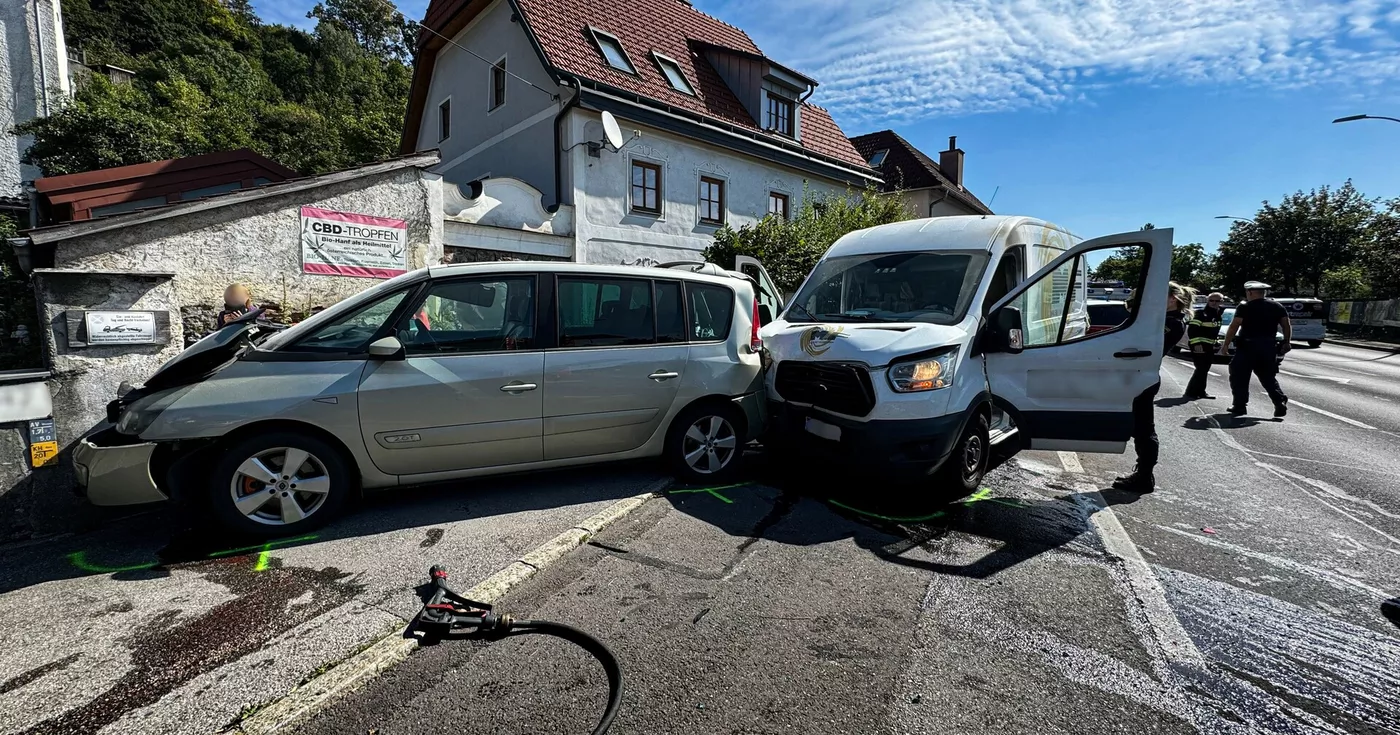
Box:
804;417;842;442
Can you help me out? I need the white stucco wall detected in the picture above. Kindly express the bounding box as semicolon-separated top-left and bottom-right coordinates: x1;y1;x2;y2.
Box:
1;0;68;198
905;187;984;219
566;110;852;266
46;166;444;319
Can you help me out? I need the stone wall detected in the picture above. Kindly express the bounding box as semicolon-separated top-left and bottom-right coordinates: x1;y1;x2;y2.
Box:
443;245;570;264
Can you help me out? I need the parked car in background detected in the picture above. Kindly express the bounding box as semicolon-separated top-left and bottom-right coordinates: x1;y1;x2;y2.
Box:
1173;306;1285;363
1088;281;1134;301
1087;300;1130;335
75;262;769;537
1272;297;1326;347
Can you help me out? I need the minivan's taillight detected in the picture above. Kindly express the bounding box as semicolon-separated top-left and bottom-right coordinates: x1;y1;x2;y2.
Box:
750;298;763;353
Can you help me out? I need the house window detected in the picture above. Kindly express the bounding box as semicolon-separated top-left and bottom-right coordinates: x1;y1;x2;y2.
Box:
631;160;661;215
699;176;725;225
768;191;789;220
653;53;694;95
868;149;889;167
590;28;636;74
438;98;452;142
766;95;794;136
490;57;507;111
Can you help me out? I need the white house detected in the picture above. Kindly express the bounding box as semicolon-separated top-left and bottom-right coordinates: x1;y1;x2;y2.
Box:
401;0;881;266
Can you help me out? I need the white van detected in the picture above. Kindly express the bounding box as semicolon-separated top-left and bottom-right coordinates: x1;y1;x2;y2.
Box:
759;215;1173;490
1272;297;1326;347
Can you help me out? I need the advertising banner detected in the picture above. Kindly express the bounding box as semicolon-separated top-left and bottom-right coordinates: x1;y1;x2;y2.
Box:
300;206;408;279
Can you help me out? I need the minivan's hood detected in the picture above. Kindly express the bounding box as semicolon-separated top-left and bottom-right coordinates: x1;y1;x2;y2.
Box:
761;319;971;367
143;323;259;391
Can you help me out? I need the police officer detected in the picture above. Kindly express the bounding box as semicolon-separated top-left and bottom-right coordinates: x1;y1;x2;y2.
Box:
1112;282;1192;493
1219;281;1291;418
1183;292;1226;399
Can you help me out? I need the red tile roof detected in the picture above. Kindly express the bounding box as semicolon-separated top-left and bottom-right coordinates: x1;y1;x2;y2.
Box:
410;0;870;172
850;130;993;214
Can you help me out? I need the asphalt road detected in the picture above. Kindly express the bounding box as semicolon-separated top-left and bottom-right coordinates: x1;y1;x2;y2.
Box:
297;343;1400;735
0;466;666;735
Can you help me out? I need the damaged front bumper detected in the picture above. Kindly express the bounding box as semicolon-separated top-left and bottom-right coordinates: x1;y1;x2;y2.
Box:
72;426;167;506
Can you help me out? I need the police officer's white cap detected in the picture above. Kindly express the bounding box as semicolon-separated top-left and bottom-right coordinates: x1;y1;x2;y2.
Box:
1244;280;1271;291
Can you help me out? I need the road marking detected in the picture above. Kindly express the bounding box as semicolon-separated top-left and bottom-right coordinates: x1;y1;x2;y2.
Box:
1278;368;1351;384
1056;451;1084;474
1287;399;1377;430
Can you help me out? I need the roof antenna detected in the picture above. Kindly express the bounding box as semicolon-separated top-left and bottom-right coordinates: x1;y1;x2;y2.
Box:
982;186;999;218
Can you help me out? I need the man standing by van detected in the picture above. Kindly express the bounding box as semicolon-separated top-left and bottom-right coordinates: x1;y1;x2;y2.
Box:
1219;281;1291;418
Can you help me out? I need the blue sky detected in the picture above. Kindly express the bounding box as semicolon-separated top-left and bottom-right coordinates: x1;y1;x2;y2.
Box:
254;0;1400;253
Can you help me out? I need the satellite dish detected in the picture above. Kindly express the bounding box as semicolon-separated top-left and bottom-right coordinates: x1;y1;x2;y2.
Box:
601;111;624;150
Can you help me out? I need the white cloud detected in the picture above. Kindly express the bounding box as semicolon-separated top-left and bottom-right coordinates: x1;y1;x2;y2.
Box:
720;0;1400;124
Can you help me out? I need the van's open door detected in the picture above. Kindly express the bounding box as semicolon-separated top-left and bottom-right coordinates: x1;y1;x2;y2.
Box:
983;227;1173;453
734;256;784;326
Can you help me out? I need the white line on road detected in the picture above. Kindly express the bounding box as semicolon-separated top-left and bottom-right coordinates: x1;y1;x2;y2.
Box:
1278;368;1351;384
1287;399;1377;430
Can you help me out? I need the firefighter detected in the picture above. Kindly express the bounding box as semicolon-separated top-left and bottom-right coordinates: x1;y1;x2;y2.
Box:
1183;291;1226;399
1219;281;1291;418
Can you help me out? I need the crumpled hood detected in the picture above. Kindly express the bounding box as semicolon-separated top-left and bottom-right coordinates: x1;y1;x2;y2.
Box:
760;319;972;367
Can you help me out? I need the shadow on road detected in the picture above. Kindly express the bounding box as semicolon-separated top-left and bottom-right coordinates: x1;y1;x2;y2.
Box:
0;464;662;596
1155;396;1197;408
1184;414;1282;430
1384;598;1400;630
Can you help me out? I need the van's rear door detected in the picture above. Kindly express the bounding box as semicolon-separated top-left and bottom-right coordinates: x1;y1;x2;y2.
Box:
984;227;1173;453
734;255;783;326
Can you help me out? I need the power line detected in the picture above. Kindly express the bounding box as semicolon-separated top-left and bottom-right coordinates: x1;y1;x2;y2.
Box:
366;0;560;101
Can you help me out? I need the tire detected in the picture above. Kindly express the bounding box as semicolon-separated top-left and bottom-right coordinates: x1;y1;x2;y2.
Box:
1308;340;1322;348
208;431;352;538
666;402;746;485
934;412;989;494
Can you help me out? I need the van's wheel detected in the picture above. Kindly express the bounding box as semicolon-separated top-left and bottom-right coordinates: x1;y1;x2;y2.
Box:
1307;340;1322;348
666;402;745;485
934;412;989;494
208;431;351;537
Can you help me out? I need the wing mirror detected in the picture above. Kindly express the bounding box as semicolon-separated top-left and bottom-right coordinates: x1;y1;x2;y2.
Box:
367;335;406;360
994;306;1024;354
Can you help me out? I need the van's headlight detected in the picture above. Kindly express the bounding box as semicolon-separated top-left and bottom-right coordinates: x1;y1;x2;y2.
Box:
887;347;959;393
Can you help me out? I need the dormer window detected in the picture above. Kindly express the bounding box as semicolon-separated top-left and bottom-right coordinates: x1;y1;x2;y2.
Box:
589;28;636;74
766;94;794;137
868;149;889;167
652;52;694;96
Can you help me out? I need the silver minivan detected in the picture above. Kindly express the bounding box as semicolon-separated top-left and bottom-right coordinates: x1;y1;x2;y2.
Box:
74;262;767;537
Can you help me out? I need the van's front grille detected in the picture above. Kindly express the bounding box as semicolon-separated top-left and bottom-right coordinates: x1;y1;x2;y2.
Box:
775;361;875;417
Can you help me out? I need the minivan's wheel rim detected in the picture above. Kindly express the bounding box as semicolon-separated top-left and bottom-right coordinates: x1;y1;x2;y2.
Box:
682;416;738;475
229;447;332;526
962;434;985;482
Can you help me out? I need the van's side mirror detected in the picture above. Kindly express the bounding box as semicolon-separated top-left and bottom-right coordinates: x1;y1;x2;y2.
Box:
995;307;1024;354
367;335;405;360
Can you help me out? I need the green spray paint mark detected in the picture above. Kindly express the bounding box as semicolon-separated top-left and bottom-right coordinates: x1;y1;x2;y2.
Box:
66;551;160;574
205;534;318;558
668;482;752;504
828;487;1027;523
253;548;271;572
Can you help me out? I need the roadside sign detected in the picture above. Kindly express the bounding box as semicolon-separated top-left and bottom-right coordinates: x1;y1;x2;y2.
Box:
28;417;58;468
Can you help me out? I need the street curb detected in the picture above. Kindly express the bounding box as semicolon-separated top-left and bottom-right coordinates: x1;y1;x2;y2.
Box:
1322;337;1400;353
228;479;669;735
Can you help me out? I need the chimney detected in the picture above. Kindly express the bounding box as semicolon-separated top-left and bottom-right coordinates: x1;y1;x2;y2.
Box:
939;135;964;189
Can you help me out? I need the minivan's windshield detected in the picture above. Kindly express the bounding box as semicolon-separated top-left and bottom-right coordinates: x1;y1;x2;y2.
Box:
786;250;990;324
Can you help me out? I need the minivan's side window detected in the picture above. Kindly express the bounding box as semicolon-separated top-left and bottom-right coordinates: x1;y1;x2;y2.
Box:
687;283;733;341
558;277;655;347
655;280;686;344
1009;246;1141;347
399;277;535;354
293;290;409;352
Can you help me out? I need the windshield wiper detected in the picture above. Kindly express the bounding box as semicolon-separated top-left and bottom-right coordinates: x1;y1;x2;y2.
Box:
819;312;887;322
786;302;818;321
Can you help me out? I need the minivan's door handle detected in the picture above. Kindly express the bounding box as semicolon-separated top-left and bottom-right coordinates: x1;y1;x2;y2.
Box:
648;370;680;381
1113;349;1153;359
500;382;538;393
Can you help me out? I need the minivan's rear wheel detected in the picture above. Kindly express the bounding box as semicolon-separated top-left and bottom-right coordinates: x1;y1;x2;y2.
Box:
1307;340;1322;348
209;432;351;537
934;412;989;494
666;403;745;485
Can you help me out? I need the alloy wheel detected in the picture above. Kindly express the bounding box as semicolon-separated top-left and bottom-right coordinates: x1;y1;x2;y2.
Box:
682;415;738;475
228;446;332;526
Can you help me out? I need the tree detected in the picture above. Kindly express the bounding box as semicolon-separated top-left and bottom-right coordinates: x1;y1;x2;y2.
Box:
309;0;416;62
1091;248;1142;284
1321;265;1372;299
1091;242;1214;290
1360;197;1400;298
1213;181;1375;297
1170;243;1210;286
703;188;912;294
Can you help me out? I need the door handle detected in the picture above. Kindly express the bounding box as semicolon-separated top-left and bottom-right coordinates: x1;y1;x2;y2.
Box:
500;382;538;393
648;370;680;381
1113;349;1153;359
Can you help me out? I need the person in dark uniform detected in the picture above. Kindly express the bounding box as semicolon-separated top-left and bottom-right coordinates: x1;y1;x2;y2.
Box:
1112;281;1193;493
1219;280;1291;418
1184;292;1226;399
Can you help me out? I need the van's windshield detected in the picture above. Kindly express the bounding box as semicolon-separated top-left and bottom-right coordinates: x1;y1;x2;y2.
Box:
786;250;990;324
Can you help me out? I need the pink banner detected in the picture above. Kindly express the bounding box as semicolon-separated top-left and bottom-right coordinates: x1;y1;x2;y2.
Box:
300;206;409;279
302;263;407;279
300;206;406;230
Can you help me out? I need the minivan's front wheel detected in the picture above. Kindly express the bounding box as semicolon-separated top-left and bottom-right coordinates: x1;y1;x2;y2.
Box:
666;402;745;485
208;432;351;537
934;412;989;494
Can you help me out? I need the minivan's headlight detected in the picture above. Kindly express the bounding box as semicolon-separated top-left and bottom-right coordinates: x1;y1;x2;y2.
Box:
115;390;180;436
887;347;959;393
